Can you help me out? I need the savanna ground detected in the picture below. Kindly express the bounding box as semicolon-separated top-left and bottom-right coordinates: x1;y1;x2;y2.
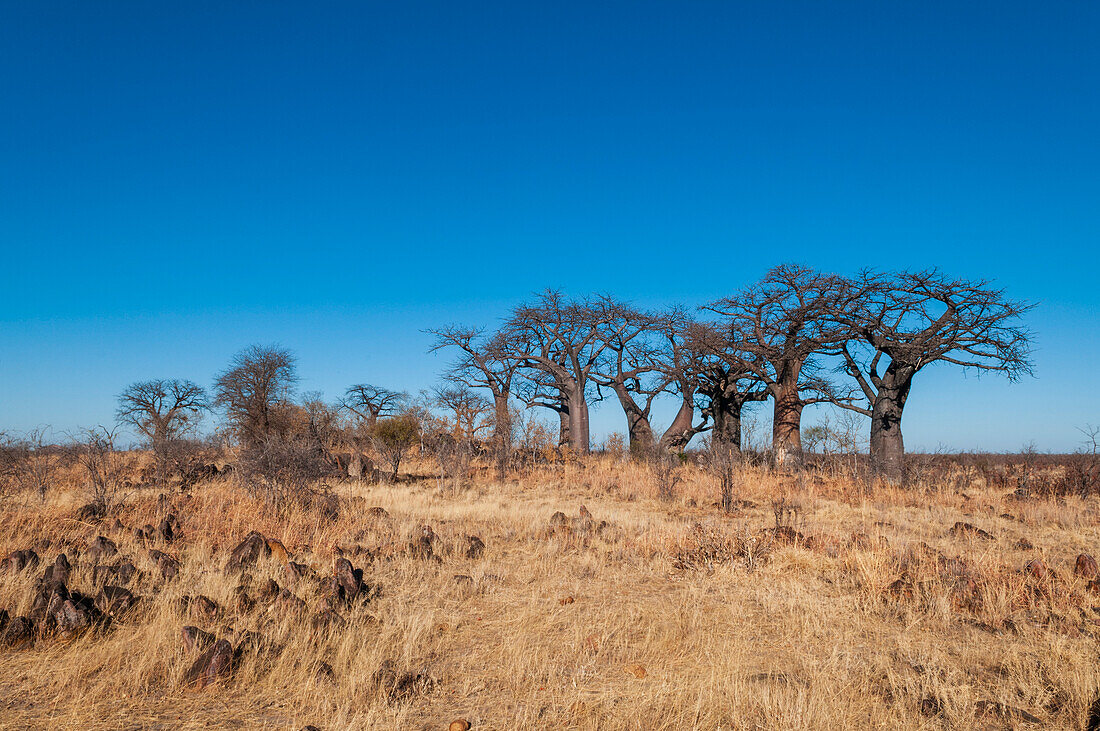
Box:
1;452;1099;730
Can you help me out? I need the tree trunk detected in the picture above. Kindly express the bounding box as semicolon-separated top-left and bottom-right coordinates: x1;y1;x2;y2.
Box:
869;363;913;484
492;394;511;481
710;395;743;453
612;383;657;457
568;387;590;453
771;383;804;468
557;406;571;447
659;390;697;452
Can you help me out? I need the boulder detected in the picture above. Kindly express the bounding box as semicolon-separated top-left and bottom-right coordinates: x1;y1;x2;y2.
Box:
183;638;235;689
87;536;118;562
96;586;138;617
0;616;35;650
465;535;485;559
949;522;994;540
1075;553;1098;580
225;532;270;574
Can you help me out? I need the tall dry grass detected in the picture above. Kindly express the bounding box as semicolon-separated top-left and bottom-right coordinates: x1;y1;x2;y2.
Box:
0;454;1097;729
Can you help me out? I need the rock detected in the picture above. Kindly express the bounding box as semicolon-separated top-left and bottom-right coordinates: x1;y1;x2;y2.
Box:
225;531;270;574
367;506;389;519
192;595;219;622
1;548;40;572
1075;553;1098;580
1086;695;1100;731
559;596;575;605
1024;558;1052;581
52;598;98;640
183;638;235;689
284;562;315;586
0;616;35;649
266;539;290;564
75;502;105;522
233;587;255;614
275;588;307;615
148;549;180;580
371;659;435;701
919;696;943;717
949;522;994;540
96;586;138;617
333;557;364;602
259;579;281;600
884;577;914;601
453;574;472;584
159;514;181;543
312;609;347;629
1014;537;1034;550
624;663;647;679
449;721;471;731
301;726;322;731
43;553;71;585
87;536;118;562
549;511;569;532
772;526;804;545
465;535;485;559
181;625;216;652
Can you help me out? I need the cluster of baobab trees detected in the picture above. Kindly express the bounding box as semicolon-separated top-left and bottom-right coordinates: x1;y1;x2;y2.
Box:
429;264;1033;482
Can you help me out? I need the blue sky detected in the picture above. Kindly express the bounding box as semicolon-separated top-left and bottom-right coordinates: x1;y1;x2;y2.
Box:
1;2;1098;451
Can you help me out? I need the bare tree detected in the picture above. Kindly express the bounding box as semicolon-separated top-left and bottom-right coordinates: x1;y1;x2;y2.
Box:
502;291;617;453
433;385;494;442
832;269;1034;483
0;428;58;501
427;326;519;478
213;345;298;446
654;311;714;452
706;265;850;467
76;426;127;516
117;379;207;486
686;321;768;454
588;299;666;456
341;384;408;427
513;369;573;447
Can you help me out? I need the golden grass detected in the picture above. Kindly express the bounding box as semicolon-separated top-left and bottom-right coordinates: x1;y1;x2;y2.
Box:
0;456;1097;729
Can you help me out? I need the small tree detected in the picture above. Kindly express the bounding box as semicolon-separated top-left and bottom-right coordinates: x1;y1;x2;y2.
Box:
76;427;127;516
371;414;420;481
117;379;207;486
214;345;298;446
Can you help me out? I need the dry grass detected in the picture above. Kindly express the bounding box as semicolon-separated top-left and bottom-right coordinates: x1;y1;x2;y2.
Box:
0;455;1098;729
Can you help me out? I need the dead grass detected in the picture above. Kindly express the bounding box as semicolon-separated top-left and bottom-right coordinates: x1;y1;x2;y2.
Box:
0;455;1097;729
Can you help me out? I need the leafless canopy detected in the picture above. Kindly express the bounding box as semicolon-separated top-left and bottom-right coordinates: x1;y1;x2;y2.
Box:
117;378;208;485
341;384;408;427
831;269;1034;481
213;344;298;447
705;264;851;466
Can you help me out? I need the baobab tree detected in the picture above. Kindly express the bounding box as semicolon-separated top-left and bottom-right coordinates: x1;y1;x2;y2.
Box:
706;265;851;467
587;300;667;456
341;384;408;427
117;379;207;486
502;291;617;453
427;326;519;477
513;370;573;447
833;269;1033;482
685;321;768;453
653;310;712;452
214;345;298;446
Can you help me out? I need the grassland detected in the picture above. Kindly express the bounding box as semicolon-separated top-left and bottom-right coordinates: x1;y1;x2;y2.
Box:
0;455;1097;730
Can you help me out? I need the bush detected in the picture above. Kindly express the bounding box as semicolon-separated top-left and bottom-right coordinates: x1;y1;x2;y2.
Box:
371;414;421;481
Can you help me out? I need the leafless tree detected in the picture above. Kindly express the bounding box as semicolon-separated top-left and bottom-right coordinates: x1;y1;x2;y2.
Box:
654;310;712;452
0;428;57;501
587;299;667;456
341;384;408;427
832;269;1034;482
502;291;617;453
75;426;127;516
117;378;207;486
213;345;298;446
427;325;520;478
433;385;494;442
513;369;573;447
706;265;850;467
686;321;769;454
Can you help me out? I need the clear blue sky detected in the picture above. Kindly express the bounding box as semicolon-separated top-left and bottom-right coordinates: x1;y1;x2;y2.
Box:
1;2;1098;451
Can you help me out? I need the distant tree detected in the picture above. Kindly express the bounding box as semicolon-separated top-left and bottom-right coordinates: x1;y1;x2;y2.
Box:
213;345;298;446
685;321;768;454
117;379;207;486
371;414;421;480
341;384;408;427
502;291;619;453
833;269;1034;482
706;265;851;467
433;385;494;442
427;325;520;478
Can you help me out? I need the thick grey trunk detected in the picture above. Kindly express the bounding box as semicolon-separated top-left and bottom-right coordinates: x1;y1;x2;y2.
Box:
772;383;804;468
492;394;512;480
869;364;913;484
612;383;657;457
568;385;590;453
659;391;697;452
